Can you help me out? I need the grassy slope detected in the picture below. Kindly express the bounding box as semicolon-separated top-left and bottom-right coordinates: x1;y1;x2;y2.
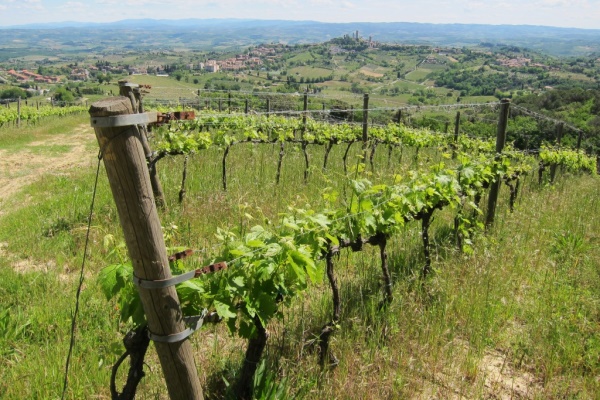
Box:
0;115;599;399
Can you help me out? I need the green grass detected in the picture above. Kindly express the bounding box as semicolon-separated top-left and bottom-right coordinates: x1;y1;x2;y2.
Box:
289;66;334;79
0;119;599;399
405;69;433;82
0;114;86;151
288;52;315;63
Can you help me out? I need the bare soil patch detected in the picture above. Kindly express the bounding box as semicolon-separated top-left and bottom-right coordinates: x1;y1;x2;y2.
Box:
415;340;541;399
359;67;385;78
0;124;96;204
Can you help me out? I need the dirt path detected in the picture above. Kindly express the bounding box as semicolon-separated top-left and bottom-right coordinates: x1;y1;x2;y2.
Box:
0;124;97;206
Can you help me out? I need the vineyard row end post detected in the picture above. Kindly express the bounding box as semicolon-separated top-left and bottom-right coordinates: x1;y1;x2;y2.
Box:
302;92;308;140
89;97;204;400
118;81;166;208
362;93;369;162
550;123;564;183
17;96;21;128
452;111;461;159
485;99;510;228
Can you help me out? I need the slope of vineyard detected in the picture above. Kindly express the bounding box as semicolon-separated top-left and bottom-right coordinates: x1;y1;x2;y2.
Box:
0;112;598;399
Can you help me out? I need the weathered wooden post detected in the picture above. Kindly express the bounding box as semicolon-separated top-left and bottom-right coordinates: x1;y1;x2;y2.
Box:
362;93;369;162
17;97;21;128
452;111;461;159
118;81;166;208
245;99;249;114
550;123;563;183
89;97;203;400
301;92;310;181
485;99;510;228
302;92;308;140
576;129;583;151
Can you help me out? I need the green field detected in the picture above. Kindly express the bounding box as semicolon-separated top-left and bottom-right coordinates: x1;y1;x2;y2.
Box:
405;69;434;82
289;66;334;79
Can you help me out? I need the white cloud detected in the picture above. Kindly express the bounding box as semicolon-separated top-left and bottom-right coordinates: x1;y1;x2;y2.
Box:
60;1;85;11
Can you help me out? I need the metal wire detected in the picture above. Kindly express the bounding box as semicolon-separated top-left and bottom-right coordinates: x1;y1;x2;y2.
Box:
61;151;103;400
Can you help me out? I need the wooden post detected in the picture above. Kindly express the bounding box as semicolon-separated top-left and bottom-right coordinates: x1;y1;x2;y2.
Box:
362;93;369;161
266;98;271;117
89;97;204;400
556;122;564;147
119;82;166;208
485;99;510;228
17;97;21;128
397;109;402;124
550;123;564;183
452;111;460;159
245;99;249;114
577;130;583;150
218;99;222;112
302;92;308;140
228;91;232;113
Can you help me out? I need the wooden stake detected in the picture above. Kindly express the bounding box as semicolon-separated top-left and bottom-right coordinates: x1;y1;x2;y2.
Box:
17;97;21;128
485;99;510;228
550;123;564;183
362;93;369;161
302;92;308;140
577;130;583;150
119;82;165;208
89;97;203;400
452;111;460;159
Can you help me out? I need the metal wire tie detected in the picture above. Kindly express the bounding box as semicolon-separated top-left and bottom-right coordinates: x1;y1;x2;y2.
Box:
148;309;208;343
90;111;157;128
132;261;227;289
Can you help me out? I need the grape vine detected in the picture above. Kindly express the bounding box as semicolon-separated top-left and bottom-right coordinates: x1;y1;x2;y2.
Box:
0;105;88;127
99;110;596;397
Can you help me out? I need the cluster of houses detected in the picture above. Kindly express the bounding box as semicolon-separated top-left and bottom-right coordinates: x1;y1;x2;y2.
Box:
496;56;549;69
202;55;262;72
97;46;281;76
1;67;97;83
198;46;279;73
4;69;61;83
423;55;445;65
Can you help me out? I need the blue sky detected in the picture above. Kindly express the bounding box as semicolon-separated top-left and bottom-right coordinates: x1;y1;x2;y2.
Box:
0;0;599;29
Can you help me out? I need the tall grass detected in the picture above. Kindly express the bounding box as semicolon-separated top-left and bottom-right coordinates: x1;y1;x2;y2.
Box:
0;123;598;399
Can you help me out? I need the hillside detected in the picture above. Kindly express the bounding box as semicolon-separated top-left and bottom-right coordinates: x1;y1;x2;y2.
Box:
1;19;600;57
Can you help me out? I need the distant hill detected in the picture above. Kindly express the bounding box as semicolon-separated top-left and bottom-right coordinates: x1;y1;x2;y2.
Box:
1;19;600;57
